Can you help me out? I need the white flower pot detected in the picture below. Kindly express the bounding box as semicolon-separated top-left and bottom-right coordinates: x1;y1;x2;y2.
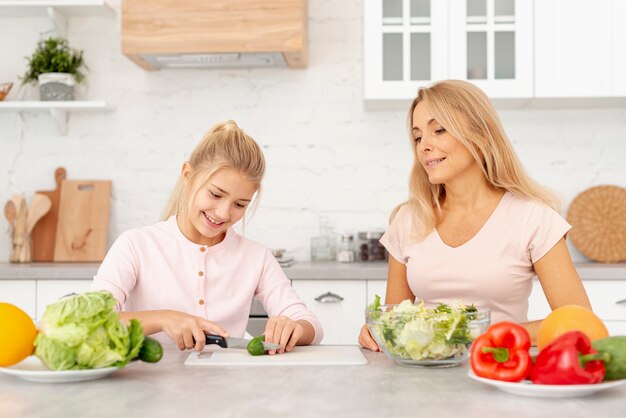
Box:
38;73;75;101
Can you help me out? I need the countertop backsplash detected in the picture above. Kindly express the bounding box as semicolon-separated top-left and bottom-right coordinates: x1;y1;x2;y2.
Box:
1;1;625;263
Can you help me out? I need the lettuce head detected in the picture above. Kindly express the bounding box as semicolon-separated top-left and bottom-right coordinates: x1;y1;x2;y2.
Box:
34;291;144;370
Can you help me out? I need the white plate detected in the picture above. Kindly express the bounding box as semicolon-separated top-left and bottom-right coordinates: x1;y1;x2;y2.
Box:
468;370;626;398
0;356;121;383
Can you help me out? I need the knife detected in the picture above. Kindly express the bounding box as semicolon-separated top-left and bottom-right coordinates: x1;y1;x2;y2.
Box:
204;334;281;351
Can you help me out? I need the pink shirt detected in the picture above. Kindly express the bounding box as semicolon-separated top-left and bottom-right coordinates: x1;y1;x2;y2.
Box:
92;216;323;343
380;192;571;324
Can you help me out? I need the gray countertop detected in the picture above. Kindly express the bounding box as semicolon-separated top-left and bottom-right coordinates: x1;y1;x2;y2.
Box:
0;261;625;280
1;341;624;418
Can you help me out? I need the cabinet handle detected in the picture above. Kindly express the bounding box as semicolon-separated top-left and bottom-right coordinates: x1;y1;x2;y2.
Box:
315;292;344;303
616;299;626;307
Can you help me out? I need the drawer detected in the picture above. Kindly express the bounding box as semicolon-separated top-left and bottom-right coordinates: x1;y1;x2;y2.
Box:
0;280;36;320
367;280;387;305
291;280;366;345
605;321;626;336
36;280;93;320
529;280;626;322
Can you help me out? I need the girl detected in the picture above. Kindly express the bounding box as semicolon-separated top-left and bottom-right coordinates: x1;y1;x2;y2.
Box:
93;121;322;353
359;80;591;349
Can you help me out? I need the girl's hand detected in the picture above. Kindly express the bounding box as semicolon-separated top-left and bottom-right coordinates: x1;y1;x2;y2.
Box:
264;316;304;355
161;310;228;352
358;324;379;351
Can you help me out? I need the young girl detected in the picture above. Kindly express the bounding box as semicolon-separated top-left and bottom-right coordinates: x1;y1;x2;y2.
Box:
93;121;322;353
359;80;591;349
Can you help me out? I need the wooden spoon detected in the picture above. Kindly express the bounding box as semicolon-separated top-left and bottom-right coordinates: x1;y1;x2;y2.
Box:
4;200;16;224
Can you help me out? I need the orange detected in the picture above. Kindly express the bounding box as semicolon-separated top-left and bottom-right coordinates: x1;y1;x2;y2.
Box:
0;303;38;366
537;305;608;349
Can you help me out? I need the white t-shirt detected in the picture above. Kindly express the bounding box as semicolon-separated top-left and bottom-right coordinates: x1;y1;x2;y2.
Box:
380;192;571;323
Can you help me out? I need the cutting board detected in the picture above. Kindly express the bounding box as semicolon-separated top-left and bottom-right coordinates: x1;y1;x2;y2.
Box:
53;179;112;262
31;167;66;261
184;345;368;366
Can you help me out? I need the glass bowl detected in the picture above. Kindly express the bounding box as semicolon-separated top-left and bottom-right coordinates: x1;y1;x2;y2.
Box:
366;301;490;368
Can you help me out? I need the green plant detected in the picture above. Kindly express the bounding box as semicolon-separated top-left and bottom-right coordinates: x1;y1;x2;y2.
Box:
21;37;87;85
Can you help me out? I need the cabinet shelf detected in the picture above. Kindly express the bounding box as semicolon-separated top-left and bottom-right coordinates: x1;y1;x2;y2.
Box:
0;0;115;36
0;100;114;134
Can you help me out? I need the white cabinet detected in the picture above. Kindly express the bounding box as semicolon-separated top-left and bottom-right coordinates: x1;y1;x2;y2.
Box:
36;280;93;321
0;280;36;319
291;280;366;345
529;280;626;336
364;0;533;102
448;0;533;98
534;0;614;97
367;280;387;305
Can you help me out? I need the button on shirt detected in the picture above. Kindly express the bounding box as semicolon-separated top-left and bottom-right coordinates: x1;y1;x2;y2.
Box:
92;216;323;343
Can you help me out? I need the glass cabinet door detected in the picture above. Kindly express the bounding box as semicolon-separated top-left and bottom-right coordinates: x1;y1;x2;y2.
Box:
448;0;533;98
364;0;448;101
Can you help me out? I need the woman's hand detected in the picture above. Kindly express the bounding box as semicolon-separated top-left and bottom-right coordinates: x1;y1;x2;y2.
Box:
358;324;379;351
264;316;304;355
160;310;228;352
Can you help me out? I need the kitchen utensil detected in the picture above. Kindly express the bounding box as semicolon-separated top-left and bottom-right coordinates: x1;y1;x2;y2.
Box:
31;167;66;262
567;185;626;263
4;200;16;225
26;194;51;234
0;82;12;101
53;179;111;262
184;345;368;366
11;196;28;263
204;334;281;351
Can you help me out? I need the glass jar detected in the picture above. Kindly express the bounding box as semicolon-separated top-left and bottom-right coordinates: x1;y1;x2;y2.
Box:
358;231;387;261
310;217;336;262
337;234;356;263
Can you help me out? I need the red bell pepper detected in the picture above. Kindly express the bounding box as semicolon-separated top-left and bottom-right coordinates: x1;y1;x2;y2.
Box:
530;331;607;385
470;321;532;382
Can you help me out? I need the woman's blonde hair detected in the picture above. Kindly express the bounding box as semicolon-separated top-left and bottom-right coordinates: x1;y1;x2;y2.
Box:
393;80;560;237
162;120;265;221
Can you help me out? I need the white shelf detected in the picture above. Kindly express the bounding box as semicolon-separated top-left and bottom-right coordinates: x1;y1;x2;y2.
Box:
0;0;114;16
0;100;113;134
0;1;115;36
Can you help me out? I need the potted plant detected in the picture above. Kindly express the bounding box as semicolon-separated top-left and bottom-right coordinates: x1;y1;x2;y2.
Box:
21;37;87;101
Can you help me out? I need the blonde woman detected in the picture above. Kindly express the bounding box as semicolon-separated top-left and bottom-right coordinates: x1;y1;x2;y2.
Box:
359;80;590;349
93;121;322;352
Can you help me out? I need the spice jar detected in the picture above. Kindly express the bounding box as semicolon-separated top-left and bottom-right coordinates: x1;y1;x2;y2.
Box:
337;234;356;263
358;231;386;261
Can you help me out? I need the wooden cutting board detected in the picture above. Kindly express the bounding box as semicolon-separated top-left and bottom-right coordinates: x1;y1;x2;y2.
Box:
184;345;368;366
53;179;112;262
31;167;67;262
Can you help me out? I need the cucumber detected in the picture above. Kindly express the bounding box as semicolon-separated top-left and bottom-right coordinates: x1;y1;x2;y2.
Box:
246;335;267;356
592;336;626;381
138;336;164;363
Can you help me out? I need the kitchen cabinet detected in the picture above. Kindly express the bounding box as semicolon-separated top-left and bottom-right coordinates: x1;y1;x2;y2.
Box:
36;280;92;321
533;0;622;98
528;280;626;336
364;0;533;103
367;279;387;304
0;280;36;319
291;280;366;345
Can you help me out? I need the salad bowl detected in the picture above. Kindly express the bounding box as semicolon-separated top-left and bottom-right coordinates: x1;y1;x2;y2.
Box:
366;300;490;368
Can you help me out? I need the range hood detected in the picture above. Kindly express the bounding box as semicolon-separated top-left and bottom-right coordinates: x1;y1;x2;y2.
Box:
121;0;307;70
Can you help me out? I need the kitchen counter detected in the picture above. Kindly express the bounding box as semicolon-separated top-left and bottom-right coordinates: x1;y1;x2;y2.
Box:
1;341;624;418
1;261;625;280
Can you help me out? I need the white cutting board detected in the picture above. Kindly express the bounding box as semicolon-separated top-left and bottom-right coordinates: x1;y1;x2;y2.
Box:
184;345;368;366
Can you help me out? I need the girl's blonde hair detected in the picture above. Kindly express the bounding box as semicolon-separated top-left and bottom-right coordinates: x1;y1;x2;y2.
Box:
393;80;559;237
162;120;265;220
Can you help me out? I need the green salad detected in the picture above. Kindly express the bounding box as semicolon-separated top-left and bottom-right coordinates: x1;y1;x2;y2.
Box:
367;295;479;361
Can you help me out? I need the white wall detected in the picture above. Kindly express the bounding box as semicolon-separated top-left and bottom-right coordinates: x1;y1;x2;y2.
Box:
1;1;624;263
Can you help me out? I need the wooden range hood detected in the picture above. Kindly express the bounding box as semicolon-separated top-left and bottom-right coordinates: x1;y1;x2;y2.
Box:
122;0;307;70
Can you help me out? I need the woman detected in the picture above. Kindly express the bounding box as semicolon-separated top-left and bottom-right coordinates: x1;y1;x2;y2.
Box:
359;80;590;349
93;120;322;353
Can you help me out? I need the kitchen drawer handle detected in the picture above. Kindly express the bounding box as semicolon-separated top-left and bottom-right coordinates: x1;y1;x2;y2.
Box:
315;292;344;303
616;299;626;307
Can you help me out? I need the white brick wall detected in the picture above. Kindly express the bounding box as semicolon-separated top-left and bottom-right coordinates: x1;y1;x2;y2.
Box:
1;1;624;263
